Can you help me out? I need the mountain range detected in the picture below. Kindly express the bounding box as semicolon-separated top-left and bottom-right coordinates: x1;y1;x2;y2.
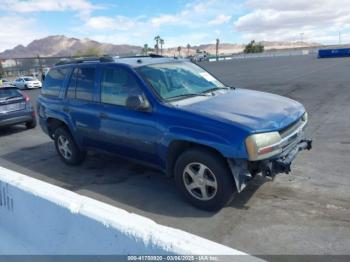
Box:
0;35;321;59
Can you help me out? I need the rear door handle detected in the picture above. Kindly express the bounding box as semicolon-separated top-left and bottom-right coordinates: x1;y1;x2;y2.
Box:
63;106;70;113
99;112;108;119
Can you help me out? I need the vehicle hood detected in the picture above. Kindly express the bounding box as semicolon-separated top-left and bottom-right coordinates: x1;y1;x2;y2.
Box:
178;89;305;133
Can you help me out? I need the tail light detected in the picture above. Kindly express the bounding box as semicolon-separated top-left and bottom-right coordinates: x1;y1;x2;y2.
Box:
24;95;30;102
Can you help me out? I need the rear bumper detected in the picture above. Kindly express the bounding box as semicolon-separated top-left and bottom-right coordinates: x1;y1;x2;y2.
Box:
0;113;34;127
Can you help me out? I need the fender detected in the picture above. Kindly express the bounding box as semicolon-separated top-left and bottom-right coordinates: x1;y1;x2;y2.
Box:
43;107;83;149
158;125;248;171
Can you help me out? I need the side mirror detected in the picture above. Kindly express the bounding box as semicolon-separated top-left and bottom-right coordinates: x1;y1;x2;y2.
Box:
126;95;151;111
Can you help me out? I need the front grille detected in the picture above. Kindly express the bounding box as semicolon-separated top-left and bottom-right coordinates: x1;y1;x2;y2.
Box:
279;117;304;139
279;114;307;154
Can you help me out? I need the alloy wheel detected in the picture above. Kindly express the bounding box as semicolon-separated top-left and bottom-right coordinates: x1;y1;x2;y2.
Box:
183;162;218;201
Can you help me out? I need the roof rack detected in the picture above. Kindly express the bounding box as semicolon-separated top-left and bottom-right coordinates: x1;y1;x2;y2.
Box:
116;54;164;59
55;55;114;66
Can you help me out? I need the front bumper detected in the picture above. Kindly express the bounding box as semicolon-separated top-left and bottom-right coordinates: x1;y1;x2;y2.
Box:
260;139;312;177
228;138;312;193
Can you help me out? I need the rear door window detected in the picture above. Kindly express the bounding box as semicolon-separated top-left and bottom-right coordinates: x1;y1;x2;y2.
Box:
75;67;96;101
42;68;69;97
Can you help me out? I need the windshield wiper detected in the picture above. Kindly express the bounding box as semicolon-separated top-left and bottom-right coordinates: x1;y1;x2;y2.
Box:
202;87;230;94
167;93;210;101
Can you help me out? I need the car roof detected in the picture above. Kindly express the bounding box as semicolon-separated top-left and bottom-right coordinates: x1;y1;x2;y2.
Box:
54;56;186;69
113;57;184;67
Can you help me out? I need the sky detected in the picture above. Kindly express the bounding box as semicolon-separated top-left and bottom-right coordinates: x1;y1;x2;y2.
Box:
0;0;350;52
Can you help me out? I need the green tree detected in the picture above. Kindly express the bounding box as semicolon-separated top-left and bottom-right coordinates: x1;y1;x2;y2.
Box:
186;44;191;56
154;35;161;55
244;40;264;53
160;38;164;55
177;46;182;57
143;44;149;55
0;60;4;78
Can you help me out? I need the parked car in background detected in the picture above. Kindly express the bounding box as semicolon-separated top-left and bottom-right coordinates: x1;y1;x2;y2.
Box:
13;76;42;89
0;78;14;87
0;87;36;129
37;56;312;211
192;50;208;62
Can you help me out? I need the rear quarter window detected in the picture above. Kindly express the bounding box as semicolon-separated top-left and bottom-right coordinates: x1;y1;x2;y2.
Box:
42;68;69;97
0;89;22;99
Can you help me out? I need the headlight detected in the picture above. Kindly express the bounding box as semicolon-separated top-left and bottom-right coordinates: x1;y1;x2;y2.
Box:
302;112;308;122
245;132;282;161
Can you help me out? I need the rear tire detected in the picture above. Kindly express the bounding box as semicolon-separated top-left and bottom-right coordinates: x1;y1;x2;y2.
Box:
174;148;235;211
54;127;86;165
25;119;37;129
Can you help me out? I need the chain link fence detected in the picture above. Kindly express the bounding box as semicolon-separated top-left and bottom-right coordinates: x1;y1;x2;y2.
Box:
0;55;110;79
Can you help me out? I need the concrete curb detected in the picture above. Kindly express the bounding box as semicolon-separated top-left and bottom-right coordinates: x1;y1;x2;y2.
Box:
0;166;260;258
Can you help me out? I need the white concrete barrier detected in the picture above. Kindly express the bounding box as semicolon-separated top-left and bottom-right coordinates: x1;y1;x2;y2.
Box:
0;166;259;258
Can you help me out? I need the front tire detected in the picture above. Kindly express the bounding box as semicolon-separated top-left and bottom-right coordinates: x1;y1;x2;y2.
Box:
54;127;86;165
174;148;235;211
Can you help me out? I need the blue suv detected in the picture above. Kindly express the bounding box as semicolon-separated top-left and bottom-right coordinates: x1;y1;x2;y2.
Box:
37;56;312;211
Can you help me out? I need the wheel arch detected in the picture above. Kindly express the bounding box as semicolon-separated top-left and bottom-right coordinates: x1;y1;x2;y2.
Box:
166;140;229;177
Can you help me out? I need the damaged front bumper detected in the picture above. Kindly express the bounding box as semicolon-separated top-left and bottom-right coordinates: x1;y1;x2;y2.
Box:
260;139;312;176
228;138;313;193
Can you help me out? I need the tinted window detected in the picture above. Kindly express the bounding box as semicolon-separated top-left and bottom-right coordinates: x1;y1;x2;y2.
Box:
75;67;95;101
42;68;69;97
101;67;142;106
66;68;78;99
0;89;22;99
24;77;35;81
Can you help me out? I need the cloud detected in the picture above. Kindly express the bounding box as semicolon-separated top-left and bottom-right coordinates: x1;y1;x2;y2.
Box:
208;15;231;25
0;16;45;52
234;0;350;43
150;0;239;28
85;16;136;31
0;0;101;17
80;0;240;47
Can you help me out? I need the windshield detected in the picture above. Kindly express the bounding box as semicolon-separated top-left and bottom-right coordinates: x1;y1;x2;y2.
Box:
24;77;35;81
136;62;225;101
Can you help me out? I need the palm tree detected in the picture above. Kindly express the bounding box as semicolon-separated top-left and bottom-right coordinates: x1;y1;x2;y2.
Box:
154;35;161;54
143;44;149;55
177;46;182;57
186;44;191;57
160;38;164;55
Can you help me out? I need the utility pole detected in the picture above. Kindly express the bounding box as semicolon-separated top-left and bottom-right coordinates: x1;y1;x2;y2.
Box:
37;55;43;80
215;38;220;61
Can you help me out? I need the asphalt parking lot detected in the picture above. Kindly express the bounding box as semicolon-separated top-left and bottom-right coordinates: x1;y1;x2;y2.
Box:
1;55;349;255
